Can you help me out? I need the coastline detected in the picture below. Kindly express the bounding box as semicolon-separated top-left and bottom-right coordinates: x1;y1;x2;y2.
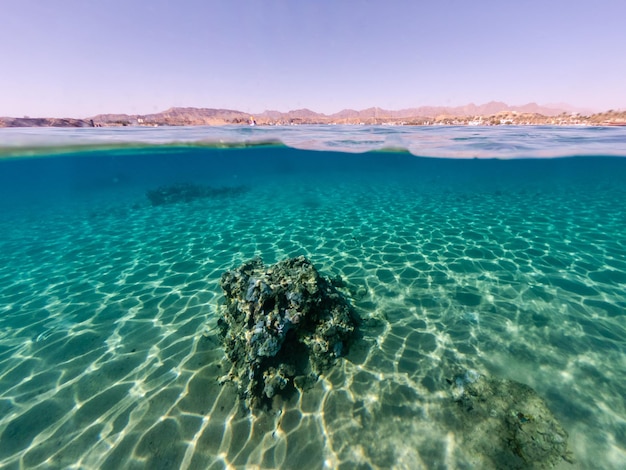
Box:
2;108;626;128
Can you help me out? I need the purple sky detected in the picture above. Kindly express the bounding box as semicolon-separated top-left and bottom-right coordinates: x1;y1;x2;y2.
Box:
2;0;625;117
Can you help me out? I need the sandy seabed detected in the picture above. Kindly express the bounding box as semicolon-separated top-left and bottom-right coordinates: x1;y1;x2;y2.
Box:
0;159;625;469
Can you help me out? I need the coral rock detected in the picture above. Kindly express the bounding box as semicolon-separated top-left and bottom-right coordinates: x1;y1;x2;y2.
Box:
218;256;358;410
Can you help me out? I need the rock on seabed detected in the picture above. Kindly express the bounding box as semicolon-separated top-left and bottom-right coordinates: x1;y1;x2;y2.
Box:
217;256;358;410
451;371;571;469
146;182;247;206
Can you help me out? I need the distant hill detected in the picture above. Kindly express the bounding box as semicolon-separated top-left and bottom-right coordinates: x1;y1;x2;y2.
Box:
90;107;249;126
0;117;91;128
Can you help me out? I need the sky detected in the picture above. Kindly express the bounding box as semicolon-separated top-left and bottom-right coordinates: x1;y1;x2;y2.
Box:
2;0;626;117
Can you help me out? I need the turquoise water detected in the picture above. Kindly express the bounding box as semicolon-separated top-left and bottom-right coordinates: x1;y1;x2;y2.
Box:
0;126;625;469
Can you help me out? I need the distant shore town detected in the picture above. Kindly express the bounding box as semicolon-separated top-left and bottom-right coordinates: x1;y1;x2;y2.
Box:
2;102;626;128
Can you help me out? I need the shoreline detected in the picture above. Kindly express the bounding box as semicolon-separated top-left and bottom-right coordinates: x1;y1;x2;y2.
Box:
2;109;626;129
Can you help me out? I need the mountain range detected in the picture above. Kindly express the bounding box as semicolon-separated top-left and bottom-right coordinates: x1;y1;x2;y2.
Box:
90;101;586;126
0;102;615;127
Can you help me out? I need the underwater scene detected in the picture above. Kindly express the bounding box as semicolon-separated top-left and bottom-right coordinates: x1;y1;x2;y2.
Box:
0;126;625;469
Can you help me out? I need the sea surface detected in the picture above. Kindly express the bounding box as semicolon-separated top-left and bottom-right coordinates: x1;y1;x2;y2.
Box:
0;125;625;469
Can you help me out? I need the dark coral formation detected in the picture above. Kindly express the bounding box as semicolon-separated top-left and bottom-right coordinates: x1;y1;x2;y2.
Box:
218;256;358;410
146;182;246;206
450;371;571;469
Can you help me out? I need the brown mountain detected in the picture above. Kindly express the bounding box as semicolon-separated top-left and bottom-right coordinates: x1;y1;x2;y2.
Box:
0;117;92;128
312;102;567;121
90;107;249;126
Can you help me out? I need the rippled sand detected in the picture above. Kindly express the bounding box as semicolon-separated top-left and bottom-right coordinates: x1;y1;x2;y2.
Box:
0;151;625;469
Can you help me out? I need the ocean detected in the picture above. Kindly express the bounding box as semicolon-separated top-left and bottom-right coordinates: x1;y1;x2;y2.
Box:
0;125;625;469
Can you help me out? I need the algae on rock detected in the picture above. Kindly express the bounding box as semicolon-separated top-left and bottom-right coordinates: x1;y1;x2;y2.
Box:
449;371;571;469
217;256;358;410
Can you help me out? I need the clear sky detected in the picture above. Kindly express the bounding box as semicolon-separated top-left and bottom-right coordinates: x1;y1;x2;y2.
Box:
2;0;625;117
